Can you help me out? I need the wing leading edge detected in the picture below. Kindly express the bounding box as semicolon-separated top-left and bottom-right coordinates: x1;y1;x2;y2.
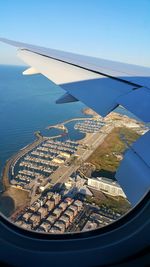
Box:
0;38;150;206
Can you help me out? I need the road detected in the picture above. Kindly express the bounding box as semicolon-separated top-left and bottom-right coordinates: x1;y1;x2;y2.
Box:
2;122;113;202
67;205;92;232
50;124;114;186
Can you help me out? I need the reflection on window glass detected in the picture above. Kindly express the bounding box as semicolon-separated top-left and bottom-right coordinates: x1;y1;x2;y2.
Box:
0;66;148;233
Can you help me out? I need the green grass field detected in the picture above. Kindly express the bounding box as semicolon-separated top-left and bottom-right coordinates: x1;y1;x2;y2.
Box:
87;127;140;177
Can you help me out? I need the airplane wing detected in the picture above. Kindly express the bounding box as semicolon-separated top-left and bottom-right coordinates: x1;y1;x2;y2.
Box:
0;37;150;206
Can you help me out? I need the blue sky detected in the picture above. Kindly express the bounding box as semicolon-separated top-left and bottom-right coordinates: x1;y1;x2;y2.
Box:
0;0;150;66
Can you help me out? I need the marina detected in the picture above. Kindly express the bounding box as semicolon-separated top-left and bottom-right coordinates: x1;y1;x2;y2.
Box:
0;66;143;236
1;111;136;234
1;101;140;233
1;114;107;204
74;119;105;133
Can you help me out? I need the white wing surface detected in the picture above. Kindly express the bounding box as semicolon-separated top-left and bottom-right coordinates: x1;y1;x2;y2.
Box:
0;37;150;206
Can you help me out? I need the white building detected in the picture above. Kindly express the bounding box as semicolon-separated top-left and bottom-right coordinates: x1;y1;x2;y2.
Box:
88;177;126;198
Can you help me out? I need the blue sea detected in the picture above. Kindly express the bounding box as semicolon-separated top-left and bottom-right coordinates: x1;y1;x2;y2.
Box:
0;65;140;184
0;65;88;178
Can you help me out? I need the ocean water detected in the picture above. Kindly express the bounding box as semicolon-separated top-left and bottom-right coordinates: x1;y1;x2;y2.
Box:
0;65;140;181
0;65;87;178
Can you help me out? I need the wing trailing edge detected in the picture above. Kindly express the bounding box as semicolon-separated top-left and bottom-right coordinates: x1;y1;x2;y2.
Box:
0;37;150;206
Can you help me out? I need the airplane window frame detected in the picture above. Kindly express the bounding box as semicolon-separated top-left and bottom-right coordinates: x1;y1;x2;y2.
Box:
0;191;149;266
0;191;149;240
0;38;150;266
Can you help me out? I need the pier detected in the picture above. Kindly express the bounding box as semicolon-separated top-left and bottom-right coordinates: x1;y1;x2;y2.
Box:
46;117;95;130
2;134;45;190
0;134;46;216
1;115;109;217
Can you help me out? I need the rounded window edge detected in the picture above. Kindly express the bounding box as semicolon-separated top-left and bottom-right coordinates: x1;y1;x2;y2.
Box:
0;190;149;241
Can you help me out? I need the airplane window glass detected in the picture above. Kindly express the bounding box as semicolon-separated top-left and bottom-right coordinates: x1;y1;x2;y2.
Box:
0;65;148;234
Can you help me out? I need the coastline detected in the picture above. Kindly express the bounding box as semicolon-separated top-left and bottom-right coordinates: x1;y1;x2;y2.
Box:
0;119;88;217
0;109;147;218
0;133;46;217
